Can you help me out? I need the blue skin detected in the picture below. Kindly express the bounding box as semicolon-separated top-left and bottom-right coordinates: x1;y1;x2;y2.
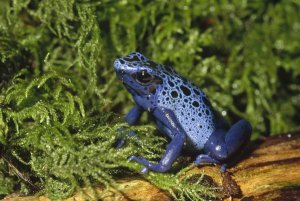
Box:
114;52;252;173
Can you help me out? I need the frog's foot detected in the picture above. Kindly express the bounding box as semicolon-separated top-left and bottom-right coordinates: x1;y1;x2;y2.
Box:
194;154;228;172
194;154;221;165
129;155;170;173
115;104;143;148
115;130;136;148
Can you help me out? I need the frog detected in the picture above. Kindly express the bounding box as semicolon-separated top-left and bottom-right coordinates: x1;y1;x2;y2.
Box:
114;52;252;173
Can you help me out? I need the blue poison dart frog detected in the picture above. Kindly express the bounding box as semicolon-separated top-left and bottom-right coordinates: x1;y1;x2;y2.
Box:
114;52;252;173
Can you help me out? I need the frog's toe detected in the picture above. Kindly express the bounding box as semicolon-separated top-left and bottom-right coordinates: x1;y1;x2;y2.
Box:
128;155;135;162
140;167;149;174
115;137;125;149
128;131;137;137
220;164;227;172
115;128;137;148
129;156;151;174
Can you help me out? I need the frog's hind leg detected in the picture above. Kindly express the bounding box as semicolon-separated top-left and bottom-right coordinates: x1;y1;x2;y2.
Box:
196;119;251;171
223;119;252;157
194;129;226;169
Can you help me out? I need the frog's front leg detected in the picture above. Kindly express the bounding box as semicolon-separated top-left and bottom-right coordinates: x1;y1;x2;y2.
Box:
129;107;186;173
124;104;144;125
116;105;144;148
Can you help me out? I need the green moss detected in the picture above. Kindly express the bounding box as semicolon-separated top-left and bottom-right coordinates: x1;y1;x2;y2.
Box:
0;0;299;200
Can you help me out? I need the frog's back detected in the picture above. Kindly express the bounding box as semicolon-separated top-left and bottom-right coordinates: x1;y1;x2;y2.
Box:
156;67;216;150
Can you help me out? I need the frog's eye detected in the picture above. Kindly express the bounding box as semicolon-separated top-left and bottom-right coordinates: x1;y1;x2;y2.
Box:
135;70;154;85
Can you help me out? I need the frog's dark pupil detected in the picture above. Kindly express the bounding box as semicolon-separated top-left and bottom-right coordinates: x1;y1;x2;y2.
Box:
135;70;153;85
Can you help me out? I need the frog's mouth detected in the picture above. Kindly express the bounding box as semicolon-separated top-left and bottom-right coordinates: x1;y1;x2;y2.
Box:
123;83;135;93
115;69;125;81
123;83;146;96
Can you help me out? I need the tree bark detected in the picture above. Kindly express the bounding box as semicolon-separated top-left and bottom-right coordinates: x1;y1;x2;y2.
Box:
4;133;300;201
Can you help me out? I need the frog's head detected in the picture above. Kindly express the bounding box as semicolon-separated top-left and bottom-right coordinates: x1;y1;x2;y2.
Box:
114;52;163;97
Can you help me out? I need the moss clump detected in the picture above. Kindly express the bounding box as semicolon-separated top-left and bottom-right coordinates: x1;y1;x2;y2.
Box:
0;0;299;200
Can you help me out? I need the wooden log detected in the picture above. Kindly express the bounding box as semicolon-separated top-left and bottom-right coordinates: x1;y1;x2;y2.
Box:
3;133;300;201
